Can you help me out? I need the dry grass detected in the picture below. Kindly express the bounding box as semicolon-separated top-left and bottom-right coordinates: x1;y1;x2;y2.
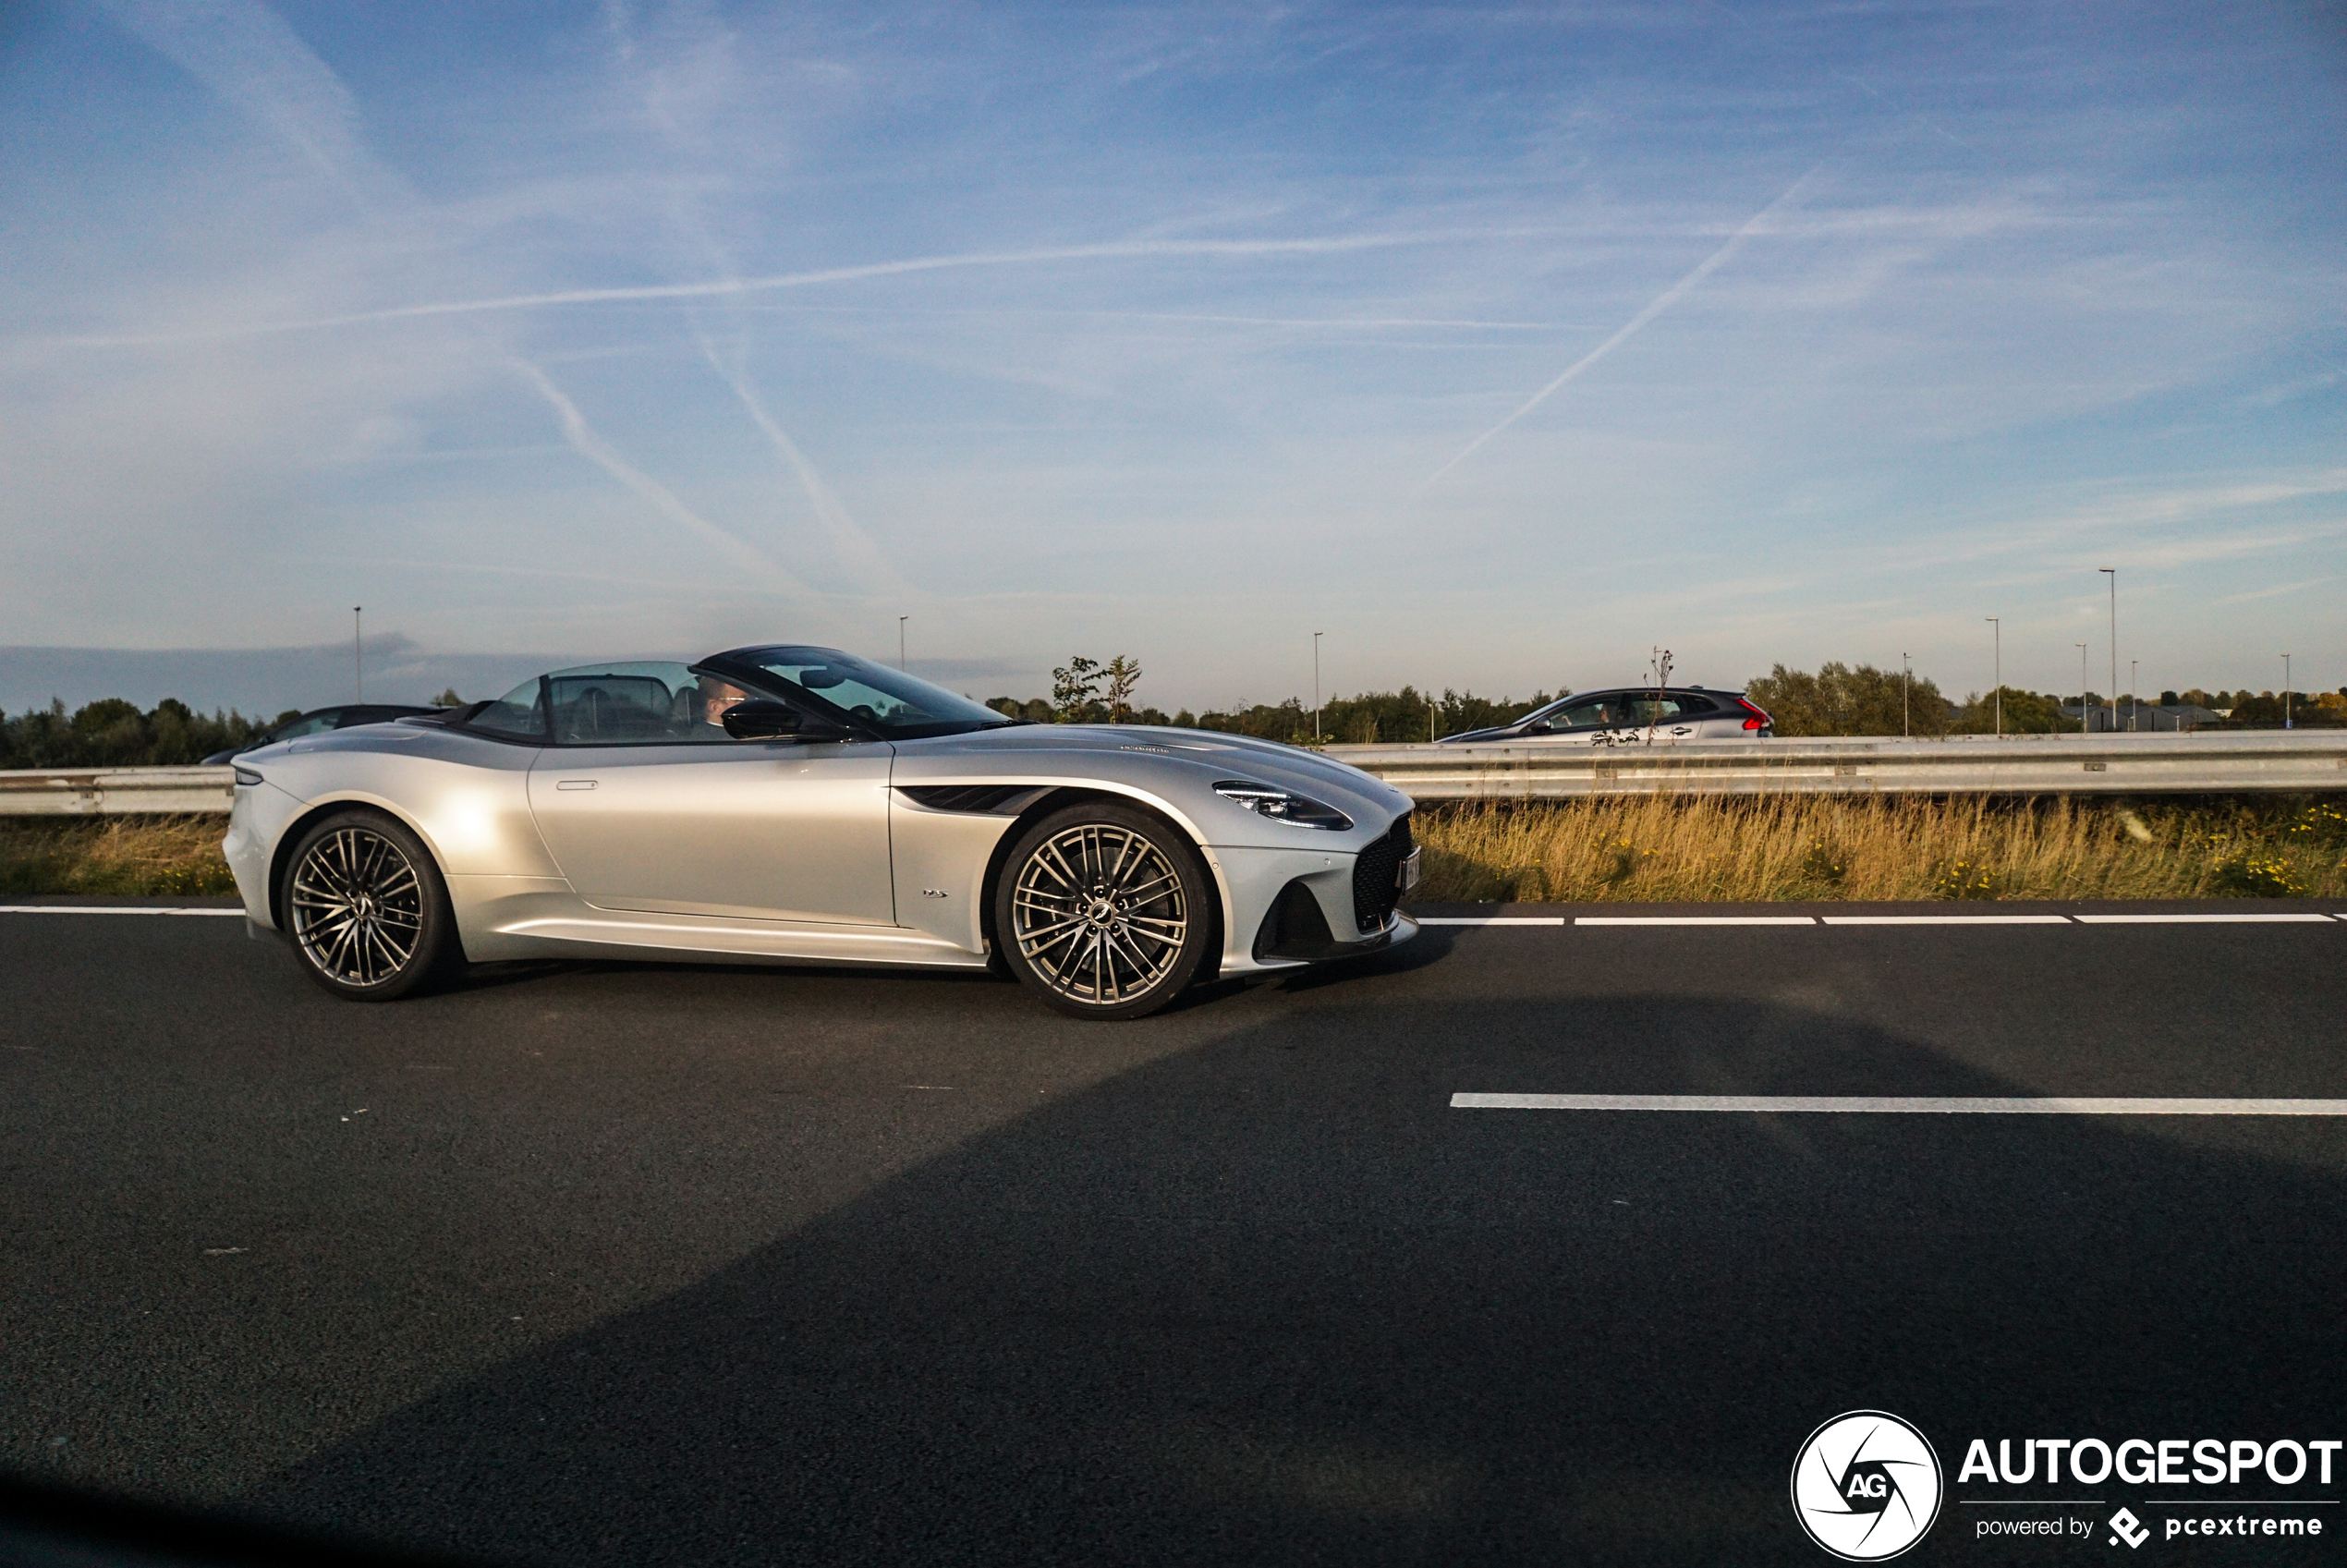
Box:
4;797;2341;905
0;815;238;896
1414;795;2347;903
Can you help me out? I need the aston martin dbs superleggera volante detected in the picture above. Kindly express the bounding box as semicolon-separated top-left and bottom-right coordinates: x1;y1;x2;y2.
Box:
224;646;1419;1018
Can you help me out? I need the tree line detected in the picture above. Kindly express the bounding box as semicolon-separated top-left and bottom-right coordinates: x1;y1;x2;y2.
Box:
6;664;2339;771
983;686;1554;743
999;656;2347;742
979;653;1554;743
1745;663;2347;735
0;699;299;770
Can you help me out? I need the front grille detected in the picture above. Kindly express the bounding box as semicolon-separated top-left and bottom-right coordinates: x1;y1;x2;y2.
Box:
1351;813;1413;931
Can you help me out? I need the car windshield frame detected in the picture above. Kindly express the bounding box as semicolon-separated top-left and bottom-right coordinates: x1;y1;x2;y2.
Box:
699;645;1025;741
450;648;1029;745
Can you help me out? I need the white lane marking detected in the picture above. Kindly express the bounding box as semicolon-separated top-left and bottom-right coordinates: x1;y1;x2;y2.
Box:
1821;915;2073;925
1575;916;1816;926
0;906;244;917
1417;913;2340;928
1452;1093;2347;1114
1416;917;1568;926
2073;913;2335;924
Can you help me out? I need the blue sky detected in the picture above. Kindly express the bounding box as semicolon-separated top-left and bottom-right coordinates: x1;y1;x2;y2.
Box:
3;0;2341;711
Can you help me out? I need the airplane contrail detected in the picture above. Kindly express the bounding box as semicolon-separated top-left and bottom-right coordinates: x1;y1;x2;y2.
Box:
1417;169;1820;494
48;228;1562;349
94;0;377;198
509;358;816;602
692;328;914;600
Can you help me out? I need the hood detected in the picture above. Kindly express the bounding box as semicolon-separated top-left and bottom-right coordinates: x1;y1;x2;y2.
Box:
915;723;1415;820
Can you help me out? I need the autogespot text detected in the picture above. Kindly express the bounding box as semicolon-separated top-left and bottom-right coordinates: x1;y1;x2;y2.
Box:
1963;1436;2335;1545
1958;1436;2341;1488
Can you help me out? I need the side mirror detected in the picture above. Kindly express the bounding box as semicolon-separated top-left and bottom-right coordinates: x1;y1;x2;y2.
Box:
722;700;807;740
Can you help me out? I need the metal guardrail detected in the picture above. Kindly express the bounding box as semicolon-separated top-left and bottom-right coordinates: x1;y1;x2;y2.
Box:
0;732;2340;815
0;767;235;816
1329;731;2347;800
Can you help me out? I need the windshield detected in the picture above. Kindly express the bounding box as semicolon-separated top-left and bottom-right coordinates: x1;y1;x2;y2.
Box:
711;645;1015;740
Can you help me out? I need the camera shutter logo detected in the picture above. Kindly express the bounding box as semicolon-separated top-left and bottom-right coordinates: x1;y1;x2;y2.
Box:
1791;1410;1944;1561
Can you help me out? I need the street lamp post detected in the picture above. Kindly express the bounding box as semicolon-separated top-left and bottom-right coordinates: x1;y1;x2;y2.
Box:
2130;659;2138;733
898;614;907;671
2283;653;2292;730
1986;618;2000;736
1312;632;1323;746
2099;567;2117;737
2076;642;2089;734
1902;652;1911;739
353;606;363;702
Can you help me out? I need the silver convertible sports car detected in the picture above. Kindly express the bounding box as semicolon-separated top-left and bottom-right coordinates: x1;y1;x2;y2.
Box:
225;646;1420;1019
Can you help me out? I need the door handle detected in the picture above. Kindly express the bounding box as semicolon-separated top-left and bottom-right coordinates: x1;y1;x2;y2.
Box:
554;779;597;791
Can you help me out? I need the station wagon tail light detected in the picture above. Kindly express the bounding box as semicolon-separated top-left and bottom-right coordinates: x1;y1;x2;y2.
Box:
1736;699;1770;731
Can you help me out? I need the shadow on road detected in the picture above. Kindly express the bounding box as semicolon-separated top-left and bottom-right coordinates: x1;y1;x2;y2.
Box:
235;987;2344;1566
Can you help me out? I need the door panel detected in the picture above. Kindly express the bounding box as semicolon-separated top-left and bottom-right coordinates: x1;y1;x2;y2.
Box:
528;742;896;924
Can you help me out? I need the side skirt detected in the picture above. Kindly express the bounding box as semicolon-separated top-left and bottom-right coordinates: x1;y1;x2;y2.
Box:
495;916;991;969
447;879;989;968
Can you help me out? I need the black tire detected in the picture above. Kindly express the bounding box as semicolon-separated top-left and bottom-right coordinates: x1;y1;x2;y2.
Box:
991;802;1213;1020
280;809;460;1001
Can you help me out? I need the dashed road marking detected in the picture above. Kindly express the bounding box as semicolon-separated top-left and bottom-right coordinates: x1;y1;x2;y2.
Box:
1821;914;2072;925
2073;913;2337;924
1415;917;1567;926
1418;913;2341;928
1575;916;1817;926
1451;1094;2347;1114
0;906;243;917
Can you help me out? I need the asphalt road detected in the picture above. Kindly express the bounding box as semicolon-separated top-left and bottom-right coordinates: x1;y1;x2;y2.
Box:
5;897;2346;1565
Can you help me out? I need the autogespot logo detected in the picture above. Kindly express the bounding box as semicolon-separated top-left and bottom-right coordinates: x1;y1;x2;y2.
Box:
1793;1411;1945;1561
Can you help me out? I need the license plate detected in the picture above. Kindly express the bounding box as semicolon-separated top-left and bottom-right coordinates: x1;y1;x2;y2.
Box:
1396;845;1421;893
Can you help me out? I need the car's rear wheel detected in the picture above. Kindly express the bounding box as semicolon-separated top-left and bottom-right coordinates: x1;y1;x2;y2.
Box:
993;803;1211;1019
282;810;457;1001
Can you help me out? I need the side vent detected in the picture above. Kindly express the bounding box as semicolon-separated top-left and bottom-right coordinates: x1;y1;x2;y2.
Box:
897;784;1036;813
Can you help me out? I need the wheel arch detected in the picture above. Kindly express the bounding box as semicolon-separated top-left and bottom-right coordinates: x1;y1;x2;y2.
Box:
975;785;1227;981
265;795;452;936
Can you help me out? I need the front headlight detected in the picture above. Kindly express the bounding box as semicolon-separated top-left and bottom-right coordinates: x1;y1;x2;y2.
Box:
1213;780;1353;830
233;766;263;787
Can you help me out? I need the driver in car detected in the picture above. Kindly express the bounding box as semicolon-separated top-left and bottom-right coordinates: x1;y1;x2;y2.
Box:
694;677;754;735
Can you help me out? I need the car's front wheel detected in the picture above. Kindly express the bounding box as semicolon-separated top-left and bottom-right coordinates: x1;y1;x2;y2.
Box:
281;810;458;1001
993;803;1212;1019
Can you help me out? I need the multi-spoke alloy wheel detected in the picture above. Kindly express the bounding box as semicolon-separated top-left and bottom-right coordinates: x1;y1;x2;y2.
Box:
996;806;1210;1018
283;812;455;1000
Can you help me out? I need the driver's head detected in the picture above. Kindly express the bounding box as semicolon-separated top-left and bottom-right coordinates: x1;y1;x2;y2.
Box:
699;681;750;725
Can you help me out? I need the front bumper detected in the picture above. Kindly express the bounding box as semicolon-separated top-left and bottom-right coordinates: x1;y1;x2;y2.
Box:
1210;820;1420;976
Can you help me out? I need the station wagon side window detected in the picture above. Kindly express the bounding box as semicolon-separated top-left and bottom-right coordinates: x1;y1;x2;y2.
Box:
1623;694;1712;725
1550;696;1633;730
